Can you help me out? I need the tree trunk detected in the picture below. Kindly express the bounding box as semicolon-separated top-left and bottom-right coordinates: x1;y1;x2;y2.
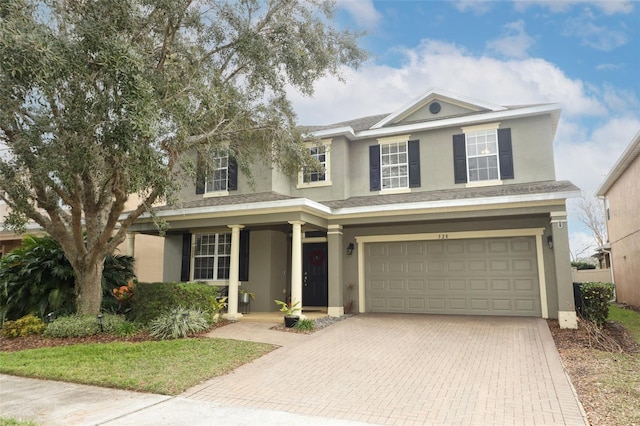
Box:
75;260;105;315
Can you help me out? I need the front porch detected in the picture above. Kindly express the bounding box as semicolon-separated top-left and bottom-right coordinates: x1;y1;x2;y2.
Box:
225;309;329;323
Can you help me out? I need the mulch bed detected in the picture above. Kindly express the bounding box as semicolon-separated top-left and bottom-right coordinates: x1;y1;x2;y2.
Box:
548;318;640;353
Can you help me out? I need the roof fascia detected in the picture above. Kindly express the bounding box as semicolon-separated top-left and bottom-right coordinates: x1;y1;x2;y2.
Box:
596;129;640;196
127;186;579;224
321;103;560;141
371;88;507;130
331;188;580;218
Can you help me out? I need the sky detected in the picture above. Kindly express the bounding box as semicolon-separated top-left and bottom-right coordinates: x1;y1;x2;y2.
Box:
287;0;640;259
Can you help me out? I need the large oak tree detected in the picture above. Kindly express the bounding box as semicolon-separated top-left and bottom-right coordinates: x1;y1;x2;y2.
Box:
0;0;366;314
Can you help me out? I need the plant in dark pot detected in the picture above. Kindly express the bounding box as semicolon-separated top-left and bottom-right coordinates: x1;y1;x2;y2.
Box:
275;299;302;328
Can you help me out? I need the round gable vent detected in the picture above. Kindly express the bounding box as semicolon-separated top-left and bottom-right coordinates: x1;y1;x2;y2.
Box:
429;102;441;114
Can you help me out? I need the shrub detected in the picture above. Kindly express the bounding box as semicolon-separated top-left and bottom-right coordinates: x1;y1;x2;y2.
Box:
0;315;46;338
571;261;596;270
149;307;210;340
43;313;129;338
0;235;136;323
293;318;315;332
130;282;221;324
580;282;615;327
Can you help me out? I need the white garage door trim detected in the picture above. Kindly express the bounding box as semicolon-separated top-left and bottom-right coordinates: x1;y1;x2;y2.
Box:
355;228;548;318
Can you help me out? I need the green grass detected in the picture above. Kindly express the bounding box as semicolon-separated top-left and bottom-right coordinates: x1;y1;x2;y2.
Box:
609;304;640;344
0;418;38;426
0;338;274;395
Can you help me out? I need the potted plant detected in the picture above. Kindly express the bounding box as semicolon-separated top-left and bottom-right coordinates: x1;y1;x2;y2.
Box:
239;289;256;304
275;299;302;328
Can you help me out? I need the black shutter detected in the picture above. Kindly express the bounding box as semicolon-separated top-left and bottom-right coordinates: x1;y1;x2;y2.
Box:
180;233;192;282
228;156;238;191
195;153;206;195
408;140;421;188
453;134;467;184
369;145;381;191
239;230;250;281
497;128;514;180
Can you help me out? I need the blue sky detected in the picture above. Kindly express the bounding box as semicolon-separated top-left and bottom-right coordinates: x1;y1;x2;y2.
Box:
288;0;640;258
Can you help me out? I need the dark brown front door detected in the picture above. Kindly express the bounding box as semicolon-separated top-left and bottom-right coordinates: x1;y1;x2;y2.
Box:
303;243;328;306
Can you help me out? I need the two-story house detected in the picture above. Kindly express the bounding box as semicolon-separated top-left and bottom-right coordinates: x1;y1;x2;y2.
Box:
597;130;640;307
129;89;581;328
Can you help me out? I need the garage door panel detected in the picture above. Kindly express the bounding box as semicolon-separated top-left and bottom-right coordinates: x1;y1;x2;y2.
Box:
365;237;541;317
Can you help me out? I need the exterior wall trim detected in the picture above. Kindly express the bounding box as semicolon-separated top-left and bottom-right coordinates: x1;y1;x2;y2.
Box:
355;228;548;317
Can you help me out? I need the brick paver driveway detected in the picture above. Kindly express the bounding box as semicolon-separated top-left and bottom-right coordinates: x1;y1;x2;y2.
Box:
184;314;586;426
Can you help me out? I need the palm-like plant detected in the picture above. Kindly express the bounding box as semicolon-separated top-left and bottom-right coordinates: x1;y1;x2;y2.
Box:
0;235;136;322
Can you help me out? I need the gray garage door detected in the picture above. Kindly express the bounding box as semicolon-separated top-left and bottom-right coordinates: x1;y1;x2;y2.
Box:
365;237;541;316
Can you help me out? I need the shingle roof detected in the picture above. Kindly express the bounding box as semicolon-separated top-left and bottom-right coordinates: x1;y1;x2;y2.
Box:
301;113;389;133
322;180;579;209
158;191;296;211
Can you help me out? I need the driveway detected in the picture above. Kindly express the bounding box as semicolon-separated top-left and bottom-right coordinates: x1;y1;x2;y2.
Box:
184;314;586;425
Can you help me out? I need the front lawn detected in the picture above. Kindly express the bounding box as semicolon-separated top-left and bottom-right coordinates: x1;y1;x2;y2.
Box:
609;304;640;344
0;338;275;395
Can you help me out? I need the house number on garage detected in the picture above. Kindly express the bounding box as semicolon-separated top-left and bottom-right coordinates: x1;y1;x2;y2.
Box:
438;234;449;239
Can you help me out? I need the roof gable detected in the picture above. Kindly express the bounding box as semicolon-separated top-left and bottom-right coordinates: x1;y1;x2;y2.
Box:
371;88;506;129
597;130;640;196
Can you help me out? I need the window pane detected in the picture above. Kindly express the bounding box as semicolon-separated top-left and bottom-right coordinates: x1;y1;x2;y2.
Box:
466;129;499;182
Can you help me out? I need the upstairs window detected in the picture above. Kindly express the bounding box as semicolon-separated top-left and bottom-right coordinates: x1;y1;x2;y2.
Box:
453;127;513;184
193;233;231;281
369;138;420;191
298;140;331;188
206;152;229;192
381;142;408;189
195;150;238;195
466;130;499;182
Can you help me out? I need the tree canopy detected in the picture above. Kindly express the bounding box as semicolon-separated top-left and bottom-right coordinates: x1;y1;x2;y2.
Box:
0;0;367;314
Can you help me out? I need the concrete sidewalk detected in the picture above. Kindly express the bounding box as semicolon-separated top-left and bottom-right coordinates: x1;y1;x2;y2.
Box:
1;314;587;425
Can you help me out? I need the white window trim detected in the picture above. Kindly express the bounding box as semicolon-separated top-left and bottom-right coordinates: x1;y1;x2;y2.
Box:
462;123;501;185
378;137;410;192
204;150;230;195
297;139;332;188
190;232;232;282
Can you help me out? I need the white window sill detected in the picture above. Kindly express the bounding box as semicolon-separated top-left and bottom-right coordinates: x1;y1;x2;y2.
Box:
465;180;503;188
203;191;230;198
297;180;332;189
379;187;411;195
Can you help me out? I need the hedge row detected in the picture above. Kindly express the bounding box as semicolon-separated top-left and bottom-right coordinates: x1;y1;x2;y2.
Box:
129;282;222;324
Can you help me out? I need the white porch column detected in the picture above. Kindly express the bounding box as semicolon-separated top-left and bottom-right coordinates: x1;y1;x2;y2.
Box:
223;224;244;321
289;220;305;317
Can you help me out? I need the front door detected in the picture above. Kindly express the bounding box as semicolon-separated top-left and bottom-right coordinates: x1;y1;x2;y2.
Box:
302;243;328;306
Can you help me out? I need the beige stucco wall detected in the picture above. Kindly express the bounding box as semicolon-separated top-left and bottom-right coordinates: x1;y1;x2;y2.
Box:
605;153;640;306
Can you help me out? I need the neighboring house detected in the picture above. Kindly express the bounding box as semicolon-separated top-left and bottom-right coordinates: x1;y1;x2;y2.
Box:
129;89;581;328
0;196;164;282
597;130;640;307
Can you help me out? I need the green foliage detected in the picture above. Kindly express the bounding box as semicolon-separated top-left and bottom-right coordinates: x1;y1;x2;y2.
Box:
115;321;140;337
0;235;135;322
293;318;315;332
149;307;210;340
580;282;615;327
571;261;596;270
0;0;366;316
274;299;302;316
43;314;129;338
0;315;45;338
130;282;221;324
608;305;640;344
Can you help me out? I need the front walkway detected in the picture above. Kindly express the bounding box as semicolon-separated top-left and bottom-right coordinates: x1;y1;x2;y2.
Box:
185;314;587;425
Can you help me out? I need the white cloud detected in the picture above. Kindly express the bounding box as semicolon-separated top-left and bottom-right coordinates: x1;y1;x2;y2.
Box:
486;20;535;59
335;0;382;29
289;39;605;125
513;0;634;15
595;63;623;71
562;11;629;51
567;228;599;260
453;0;493;15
